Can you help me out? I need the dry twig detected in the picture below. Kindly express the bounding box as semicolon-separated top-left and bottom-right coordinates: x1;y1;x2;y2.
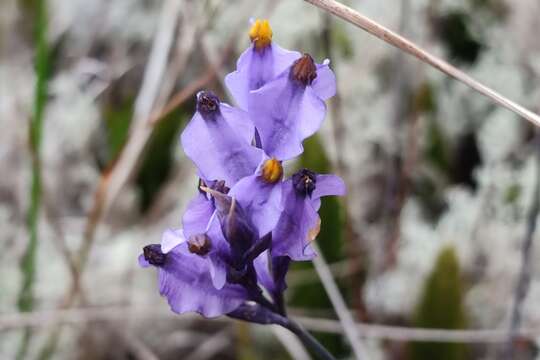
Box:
311;242;370;359
303;0;540;127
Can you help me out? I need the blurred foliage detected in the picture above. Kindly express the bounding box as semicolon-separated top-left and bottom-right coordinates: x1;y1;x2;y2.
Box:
413;82;437;114
504;184;522;205
289;134;349;357
17;0;49;358
409;246;469;360
470;0;509;21
425;115;451;178
450;132;482;190
435;11;483;65
136;105;191;212
102;98;134;164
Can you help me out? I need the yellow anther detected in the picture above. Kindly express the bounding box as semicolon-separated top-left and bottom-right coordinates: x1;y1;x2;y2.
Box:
261;158;283;184
249;19;272;50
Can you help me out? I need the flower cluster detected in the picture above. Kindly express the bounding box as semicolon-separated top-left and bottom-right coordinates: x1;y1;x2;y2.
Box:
139;19;345;319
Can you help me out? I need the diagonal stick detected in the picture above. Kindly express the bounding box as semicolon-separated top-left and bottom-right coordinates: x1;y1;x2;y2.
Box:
303;0;540;127
312;242;370;359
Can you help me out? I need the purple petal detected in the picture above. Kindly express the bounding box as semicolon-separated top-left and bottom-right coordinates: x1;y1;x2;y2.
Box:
249;73;326;160
182;193;214;239
311;62;336;101
225;44;301;110
228;170;283;238
138;254;150;268
271;180;319;260
312;174;346;199
204;215;231;289
181;104;263;186
158;248;247;318
161;228;186;254
254;250;274;292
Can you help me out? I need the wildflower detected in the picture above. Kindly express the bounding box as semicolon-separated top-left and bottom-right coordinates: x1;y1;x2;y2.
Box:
248;54;336;160
228;156;284;237
225;19;301;110
140;21;345;359
181;91;263;187
139;230;248;318
271;169;345;260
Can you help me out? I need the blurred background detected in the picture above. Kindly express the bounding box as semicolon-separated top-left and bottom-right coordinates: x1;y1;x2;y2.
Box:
2;0;540;359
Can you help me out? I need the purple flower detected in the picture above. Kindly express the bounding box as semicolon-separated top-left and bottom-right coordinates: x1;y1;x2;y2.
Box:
140;18;348;336
248;54;336;160
138;230;248;318
228;156;284;238
225;19;301;110
181;91;263;187
271;169;346;260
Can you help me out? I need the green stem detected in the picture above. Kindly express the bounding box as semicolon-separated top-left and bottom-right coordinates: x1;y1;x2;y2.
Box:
17;0;49;358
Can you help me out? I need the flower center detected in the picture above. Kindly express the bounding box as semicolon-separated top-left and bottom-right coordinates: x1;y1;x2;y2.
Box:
291;54;317;85
261;158;283;184
188;234;212;256
143;244;167;266
196;91;220;118
249;19;272;50
292;168;317;196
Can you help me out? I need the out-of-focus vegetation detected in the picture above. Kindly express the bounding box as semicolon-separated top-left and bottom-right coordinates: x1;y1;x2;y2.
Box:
2;0;540;359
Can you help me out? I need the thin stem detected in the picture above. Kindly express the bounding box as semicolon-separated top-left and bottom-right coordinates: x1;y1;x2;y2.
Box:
504;135;540;358
228;303;336;360
303;0;540;128
285;318;336;360
17;0;49;358
312;242;370;359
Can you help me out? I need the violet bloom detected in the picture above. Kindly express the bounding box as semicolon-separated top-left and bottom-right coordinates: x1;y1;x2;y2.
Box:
138;230;248;318
225;19;301;110
181;91;263;187
249;54;336;160
272;169;346;261
228;156;284;238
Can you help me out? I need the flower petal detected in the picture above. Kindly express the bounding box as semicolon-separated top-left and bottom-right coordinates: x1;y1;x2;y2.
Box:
249;73;326;160
225;44;301;110
228;171;283;238
271;180;319;260
161;228;186;254
181;105;263;186
312;174;346;199
311;62;336;101
158;248;247;318
182;193;214;239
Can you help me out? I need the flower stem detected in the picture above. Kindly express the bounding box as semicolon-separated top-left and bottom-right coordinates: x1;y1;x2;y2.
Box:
283;317;336;360
228;303;336;360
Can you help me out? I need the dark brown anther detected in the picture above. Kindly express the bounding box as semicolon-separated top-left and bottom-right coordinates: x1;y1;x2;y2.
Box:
143;244;167;266
196;91;220;118
292;168;317;196
213;180;230;194
291;54;317;85
188;234;212;256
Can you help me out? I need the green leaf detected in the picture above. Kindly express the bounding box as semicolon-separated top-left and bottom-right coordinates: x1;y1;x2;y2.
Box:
409;246;469;360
